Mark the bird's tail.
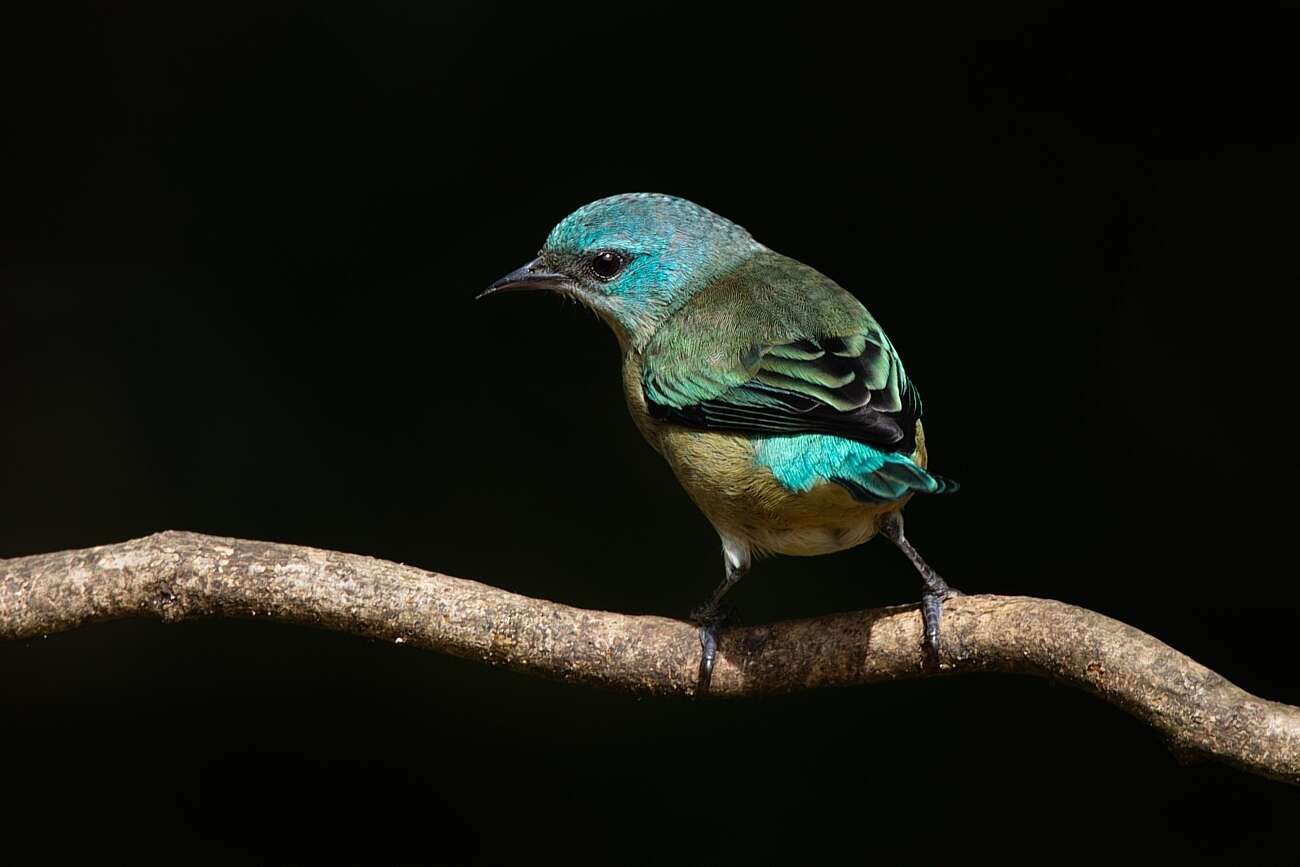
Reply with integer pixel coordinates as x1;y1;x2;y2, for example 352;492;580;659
928;473;960;495
834;456;959;503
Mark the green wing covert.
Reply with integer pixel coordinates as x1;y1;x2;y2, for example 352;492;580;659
642;251;922;454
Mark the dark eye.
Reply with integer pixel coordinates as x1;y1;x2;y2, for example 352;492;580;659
589;251;624;280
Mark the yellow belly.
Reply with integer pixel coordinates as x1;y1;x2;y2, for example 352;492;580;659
620;350;923;557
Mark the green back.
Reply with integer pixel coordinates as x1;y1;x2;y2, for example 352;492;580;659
641;250;915;452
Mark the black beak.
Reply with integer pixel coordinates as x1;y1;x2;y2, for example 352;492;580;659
477;257;570;300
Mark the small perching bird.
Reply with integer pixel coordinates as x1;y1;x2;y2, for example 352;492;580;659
481;193;959;691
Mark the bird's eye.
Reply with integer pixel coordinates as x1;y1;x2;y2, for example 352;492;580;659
589;251;624;280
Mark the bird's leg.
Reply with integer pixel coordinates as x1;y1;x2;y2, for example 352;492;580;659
691;534;751;696
878;510;960;665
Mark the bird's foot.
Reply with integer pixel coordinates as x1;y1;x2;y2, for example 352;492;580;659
690;604;734;697
879;510;962;668
919;578;961;668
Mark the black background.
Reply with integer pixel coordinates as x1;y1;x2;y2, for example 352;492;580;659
4;3;1299;863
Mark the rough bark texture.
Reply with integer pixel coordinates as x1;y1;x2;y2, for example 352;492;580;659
3;531;1297;784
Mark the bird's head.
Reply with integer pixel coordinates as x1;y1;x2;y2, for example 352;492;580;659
480;193;762;348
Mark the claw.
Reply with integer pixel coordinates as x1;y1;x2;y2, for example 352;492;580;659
697;622;719;696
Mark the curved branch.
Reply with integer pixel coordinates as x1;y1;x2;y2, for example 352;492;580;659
2;531;1297;783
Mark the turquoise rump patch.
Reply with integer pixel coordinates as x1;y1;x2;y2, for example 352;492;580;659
752;433;949;503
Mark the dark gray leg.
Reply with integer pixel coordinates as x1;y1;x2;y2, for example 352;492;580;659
691;534;751;696
878;510;960;663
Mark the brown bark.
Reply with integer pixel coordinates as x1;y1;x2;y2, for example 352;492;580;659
2;531;1297;784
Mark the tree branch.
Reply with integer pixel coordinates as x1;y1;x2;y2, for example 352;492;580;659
2;531;1297;783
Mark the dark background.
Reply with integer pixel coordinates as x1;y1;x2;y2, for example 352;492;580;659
3;3;1299;863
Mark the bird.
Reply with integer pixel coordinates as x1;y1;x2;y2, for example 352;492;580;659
480;193;958;691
